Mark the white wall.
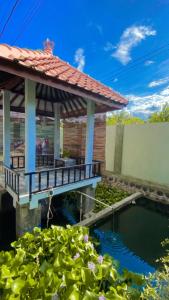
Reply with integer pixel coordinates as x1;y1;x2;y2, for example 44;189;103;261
106;125;116;172
106;123;169;186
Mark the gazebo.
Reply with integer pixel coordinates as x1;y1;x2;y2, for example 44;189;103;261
0;39;127;233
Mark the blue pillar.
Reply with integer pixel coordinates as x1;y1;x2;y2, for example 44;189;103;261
25;79;36;174
3;90;11;167
85;100;95;164
54;103;61;159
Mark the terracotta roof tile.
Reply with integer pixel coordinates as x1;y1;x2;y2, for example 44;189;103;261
0;43;127;106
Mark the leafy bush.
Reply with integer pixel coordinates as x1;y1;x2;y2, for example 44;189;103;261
141;238;169;299
0;226;144;300
94;183;130;212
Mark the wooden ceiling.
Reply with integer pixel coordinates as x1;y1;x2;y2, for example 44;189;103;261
0;71;119;118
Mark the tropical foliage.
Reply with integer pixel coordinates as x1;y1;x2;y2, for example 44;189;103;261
107;111;144;126
94;182;129;212
0;226;145;300
0;225;168;299
148;103;169;123
141;238;169;299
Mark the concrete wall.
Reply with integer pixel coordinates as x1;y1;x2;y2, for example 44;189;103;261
105;125;116;172
106;123;169;187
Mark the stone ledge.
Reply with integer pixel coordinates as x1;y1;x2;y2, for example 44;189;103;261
103;173;169;205
76;192;142;227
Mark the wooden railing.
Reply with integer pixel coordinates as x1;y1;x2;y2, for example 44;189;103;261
4;165;20;198
24;162;101;199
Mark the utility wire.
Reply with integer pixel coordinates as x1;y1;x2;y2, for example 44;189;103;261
13;0;42;44
94;43;169;82
0;0;21;38
100;47;169;83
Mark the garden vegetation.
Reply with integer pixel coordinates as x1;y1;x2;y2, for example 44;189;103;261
0;226;168;299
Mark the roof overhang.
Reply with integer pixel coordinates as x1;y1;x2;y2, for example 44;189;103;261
0;55;127;118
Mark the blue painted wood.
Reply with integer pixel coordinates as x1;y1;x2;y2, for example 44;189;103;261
3;90;11;167
85;100;95;164
23;176;101;209
25;79;36;174
54;103;61;159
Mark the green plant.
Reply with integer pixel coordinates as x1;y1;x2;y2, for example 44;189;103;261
148;103;169;123
94;183;130;212
141;238;169;300
107;111;144;126
0;226;144;299
62;149;71;158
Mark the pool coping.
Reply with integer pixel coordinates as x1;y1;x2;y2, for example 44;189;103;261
75;192;142;227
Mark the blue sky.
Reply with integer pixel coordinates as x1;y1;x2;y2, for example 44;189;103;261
0;0;169;119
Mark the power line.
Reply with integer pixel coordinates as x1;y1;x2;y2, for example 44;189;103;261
0;0;21;38
99;46;169;83
94;43;169;82
13;0;43;44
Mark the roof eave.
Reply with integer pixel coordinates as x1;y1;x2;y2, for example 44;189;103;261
0;57;127;110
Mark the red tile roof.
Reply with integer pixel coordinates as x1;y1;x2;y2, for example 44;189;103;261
0;43;127;107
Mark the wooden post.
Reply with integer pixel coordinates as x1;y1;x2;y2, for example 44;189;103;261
85;100;95;164
54;103;61;159
25;79;36;191
3;90;11;167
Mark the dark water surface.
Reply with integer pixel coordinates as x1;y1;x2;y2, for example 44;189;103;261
1;196;169;275
91;198;169;274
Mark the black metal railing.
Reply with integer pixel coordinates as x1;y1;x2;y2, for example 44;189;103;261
11;154;54;169
36;154;54;167
4;165;20;198
24;162;101;199
11;155;25;169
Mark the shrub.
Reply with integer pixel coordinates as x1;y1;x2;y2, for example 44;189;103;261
0;226;144;299
94;183;130;212
141;238;169;300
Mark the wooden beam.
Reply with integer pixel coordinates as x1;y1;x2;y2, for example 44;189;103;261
0;76;22;90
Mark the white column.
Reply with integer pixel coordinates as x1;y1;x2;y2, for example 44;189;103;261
3;90;11;167
54;103;61;159
25;79;36;173
85;100;95;164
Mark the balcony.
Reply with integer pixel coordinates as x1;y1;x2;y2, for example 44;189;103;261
3;155;102;208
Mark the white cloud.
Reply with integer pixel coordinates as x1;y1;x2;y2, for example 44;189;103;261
74;48;85;72
113;78;118;83
148;76;169;87
104;42;115;52
112;25;156;65
144;60;155;66
125;85;169;118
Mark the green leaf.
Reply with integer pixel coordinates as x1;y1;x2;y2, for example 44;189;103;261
11;278;25;294
82;290;98;300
